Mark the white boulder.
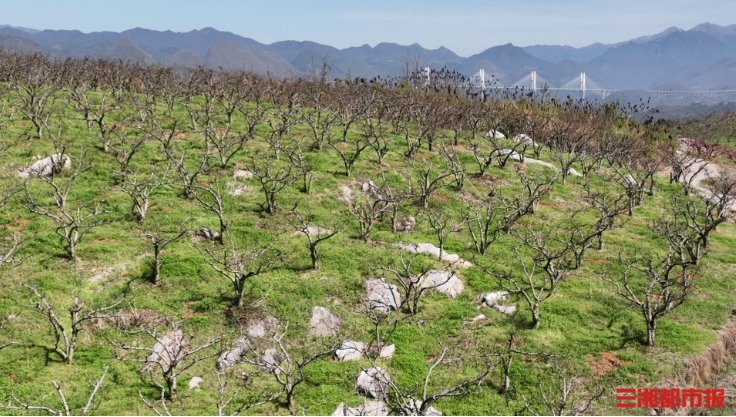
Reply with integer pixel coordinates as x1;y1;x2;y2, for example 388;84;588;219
403;399;443;416
233;169;253;180
18;153;71;179
512;134;534;146
418;270;464;298
396;216;416;233
309;306;340;337
188;376;204;390
332;401;389;416
216;336;251;372
366;278;402;313
356;367;392;399
261;348;283;372
379;344;395;359
246;316;280;339
488;130;506;139
397;243;472;268
335;341;365;362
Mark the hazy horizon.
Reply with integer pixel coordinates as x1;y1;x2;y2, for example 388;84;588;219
4;0;735;56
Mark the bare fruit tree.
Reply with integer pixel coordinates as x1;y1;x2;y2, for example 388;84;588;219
285;203;342;270
22;152;112;261
197;239;285;307
479;226;576;330
246;150;298;216
364;342;493;416
113;322;224;401
603;249;695;347
519;363;605;416
1;365;110;416
241;322;338;413
21;283;123;365
143;227;189;285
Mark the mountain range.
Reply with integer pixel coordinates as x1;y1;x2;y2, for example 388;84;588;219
1;23;736;93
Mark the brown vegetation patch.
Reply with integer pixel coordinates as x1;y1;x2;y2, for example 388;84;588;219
91;237;118;244
685;319;736;387
587;259;610;265
430;192;450;202
6;217;30;233
585;351;630;378
538;200;560;208
91;308;168;332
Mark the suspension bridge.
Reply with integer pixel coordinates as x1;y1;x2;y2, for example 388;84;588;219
422;67;736;100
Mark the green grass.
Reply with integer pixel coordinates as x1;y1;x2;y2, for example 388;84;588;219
0;88;734;416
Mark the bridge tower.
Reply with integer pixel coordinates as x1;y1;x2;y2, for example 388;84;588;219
531;70;537;99
580;72;587;100
480;69;485;100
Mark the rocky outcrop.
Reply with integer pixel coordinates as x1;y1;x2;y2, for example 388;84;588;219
366;278;402;313
418;270;464;298
335;341;365;362
18;154;71;179
397;243;472;268
309;306;340;337
356;367;392;400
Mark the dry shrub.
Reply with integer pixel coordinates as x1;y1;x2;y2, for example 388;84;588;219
91;308;168;332
585;351;629;378
685;318;736;387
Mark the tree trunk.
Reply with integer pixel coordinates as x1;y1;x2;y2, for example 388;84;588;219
153;246;161;285
598;232;604;251
531;306;540;330
647;320;656;347
310;246;319;270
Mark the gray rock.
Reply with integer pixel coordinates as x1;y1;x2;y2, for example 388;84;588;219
335;341;365;362
366;278;402;313
356;367;392;399
292;226;332;237
196;228;220;241
309;306;340;337
512;134;534;146
261;348;283;372
567;167;582;177
338;185;354;204
18;153;71;179
233;169;253;180
216;336;251;372
489;130;506;139
418;270;464;299
471;314;487;323
142;329;187;373
227;183;247;196
379;344;395;359
492;304;517;315
361;181;383;200
246;316;280;339
188;376;203;390
397;243;472;268
332;401;389;416
476;291;509;308
403;399;442;416
623;174;638;186
396;216;416;233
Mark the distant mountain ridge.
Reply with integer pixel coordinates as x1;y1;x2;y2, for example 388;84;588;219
1;22;735;93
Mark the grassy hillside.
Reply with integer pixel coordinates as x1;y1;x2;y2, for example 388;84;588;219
0;57;735;416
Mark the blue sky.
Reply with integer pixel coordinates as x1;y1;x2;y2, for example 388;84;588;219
4;0;735;56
